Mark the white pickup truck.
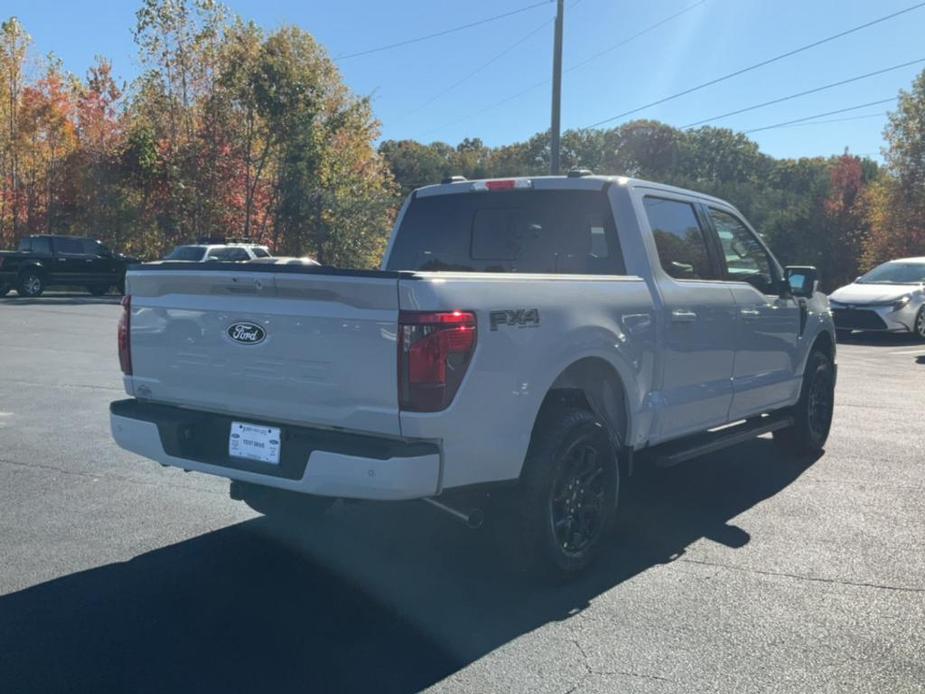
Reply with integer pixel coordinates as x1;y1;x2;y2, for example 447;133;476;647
110;174;836;577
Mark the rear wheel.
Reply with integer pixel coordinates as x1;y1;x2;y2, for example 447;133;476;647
231;481;334;524
17;271;44;298
774;349;835;455
500;407;620;579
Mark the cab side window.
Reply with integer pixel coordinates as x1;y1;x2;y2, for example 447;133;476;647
55;237;86;255
709;208;777;295
643;197;715;280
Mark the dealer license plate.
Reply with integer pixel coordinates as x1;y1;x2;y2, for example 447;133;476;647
228;421;281;465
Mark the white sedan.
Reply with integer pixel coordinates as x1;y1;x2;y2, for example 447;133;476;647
829;257;925;339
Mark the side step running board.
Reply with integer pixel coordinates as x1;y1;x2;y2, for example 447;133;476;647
653;415;795;468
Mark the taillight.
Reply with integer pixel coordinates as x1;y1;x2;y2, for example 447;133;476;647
398;310;477;412
118;295;132;375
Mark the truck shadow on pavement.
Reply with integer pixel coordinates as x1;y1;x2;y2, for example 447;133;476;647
0;439;818;693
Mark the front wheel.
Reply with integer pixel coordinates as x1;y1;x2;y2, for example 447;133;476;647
774;349;835;455
914;306;925;341
500;407;620;579
17;271;44;298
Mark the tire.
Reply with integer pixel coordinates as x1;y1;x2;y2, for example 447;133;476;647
87;285;110;296
499;407;620;579
17;270;44;298
0;284;10;297
774;349;835;455
914;306;925;341
231;481;334;523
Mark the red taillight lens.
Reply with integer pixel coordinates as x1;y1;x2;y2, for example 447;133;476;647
118;295;132;375
398;310;477;412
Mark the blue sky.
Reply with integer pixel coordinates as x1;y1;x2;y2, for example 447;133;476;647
5;0;924;161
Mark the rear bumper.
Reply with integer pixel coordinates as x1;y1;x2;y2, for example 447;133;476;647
110;399;441;501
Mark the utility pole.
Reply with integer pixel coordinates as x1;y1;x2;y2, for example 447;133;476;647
549;0;564;175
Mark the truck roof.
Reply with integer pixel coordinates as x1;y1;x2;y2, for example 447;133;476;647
414;174;731;207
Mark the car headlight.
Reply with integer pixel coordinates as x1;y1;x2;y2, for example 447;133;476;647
891;295;912;312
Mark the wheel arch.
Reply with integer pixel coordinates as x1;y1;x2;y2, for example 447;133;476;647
530;356;631;467
18;262;47;280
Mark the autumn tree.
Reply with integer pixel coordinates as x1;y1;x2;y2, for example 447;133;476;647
864;69;925;266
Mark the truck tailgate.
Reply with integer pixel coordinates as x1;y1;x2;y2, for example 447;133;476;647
126;266;402;437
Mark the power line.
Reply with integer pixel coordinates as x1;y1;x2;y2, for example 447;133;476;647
334;0;549;61
404;18;553;117
423;0;706;136
681;59;923;129
742;98;896;134
567;0;707;72
583;1;925;129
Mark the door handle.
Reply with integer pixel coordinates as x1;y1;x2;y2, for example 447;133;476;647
740;308;761;320
671;309;698;323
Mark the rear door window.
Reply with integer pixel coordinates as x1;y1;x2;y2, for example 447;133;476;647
30;238;51;254
54;237;86;255
643;197;717;280
386;189;624;275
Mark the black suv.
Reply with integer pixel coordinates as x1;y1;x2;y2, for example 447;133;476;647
0;235;138;298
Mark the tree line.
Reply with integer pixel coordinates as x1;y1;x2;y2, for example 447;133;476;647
1;1;923;284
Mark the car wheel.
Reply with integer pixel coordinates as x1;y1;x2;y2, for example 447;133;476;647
88;285;109;297
230;481;334;523
500;407;620;579
914;306;925;341
0;284;10;297
17;271;44;298
774;349;835;455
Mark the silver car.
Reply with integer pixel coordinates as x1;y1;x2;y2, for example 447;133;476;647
829;257;925;339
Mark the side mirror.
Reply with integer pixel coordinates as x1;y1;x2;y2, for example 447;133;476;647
785;266;818;299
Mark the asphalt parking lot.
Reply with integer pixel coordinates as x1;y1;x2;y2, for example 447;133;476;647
1;294;924;693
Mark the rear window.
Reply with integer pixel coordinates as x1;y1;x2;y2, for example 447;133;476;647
165;246;206;261
252;247;271;258
385;189;624;275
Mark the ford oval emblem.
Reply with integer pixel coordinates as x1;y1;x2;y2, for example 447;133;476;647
227;322;266;345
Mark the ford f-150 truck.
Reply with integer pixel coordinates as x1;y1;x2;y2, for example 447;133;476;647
110;174;836;577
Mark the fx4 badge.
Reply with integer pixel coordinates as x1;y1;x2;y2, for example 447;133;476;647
489;308;540;331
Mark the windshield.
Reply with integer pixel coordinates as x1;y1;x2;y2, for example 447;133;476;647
858;261;925;285
165;246;206;261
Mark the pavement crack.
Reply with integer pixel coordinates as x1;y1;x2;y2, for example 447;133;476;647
678;557;925;594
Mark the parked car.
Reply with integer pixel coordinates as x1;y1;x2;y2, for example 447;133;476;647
110;174;836;578
0;234;138;298
829;257;925;339
164;243;273;262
